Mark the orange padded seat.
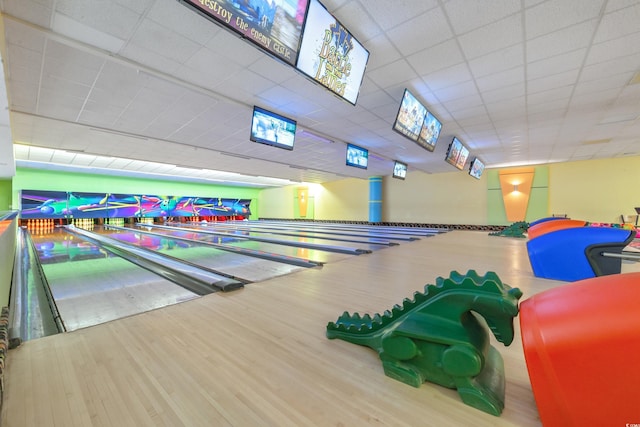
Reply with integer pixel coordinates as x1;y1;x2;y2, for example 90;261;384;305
519;272;640;426
527;219;587;240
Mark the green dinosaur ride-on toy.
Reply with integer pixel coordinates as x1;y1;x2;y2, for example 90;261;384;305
326;270;523;416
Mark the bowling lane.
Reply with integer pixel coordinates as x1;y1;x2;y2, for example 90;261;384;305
252;220;445;237
94;226;312;281
142;225;361;263
164;222;393;253
30;227;198;331
200;220;435;242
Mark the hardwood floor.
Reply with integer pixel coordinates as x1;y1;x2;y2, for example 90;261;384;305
3;231;636;426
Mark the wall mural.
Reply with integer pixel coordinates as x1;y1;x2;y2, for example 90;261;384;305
19;190;252;220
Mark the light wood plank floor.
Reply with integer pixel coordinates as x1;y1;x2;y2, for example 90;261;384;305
3;231;638;426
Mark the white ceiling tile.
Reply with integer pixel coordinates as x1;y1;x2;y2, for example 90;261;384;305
482;82;526;103
385;7;453;56
248;56;298;85
128;19;201;63
527;86;574;104
485;97;527;119
367;60;419;89
527;69;580;94
119;43;183;76
604;0;640;13
332;1;382;41
527;20;598;63
476;66;524;92
457;14;523;60
586;31;640;66
52;13;125;53
2;0;53;29
27;145;54;162
50;150;77;164
575;73;634;95
444;0;522;35
4;0;640;185
579;53;640;82
525;0;606;40
439;92;483;112
72;153;98;166
525;0;547;7
468;44;524;79
5;20;46;53
365;0;438;31
433;80;478;103
55;0;141;39
593;2;640;43
407;39;464;77
363;34;402;70
148;0;220;44
204;30;263;68
526;49;586;80
424;63;473;91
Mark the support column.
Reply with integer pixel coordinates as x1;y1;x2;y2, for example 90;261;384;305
369;176;382;223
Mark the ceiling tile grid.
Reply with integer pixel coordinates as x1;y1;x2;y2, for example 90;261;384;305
1;0;639;184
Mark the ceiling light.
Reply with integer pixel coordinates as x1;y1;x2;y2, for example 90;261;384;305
582;139;611;145
220;152;252;160
297;128;335;144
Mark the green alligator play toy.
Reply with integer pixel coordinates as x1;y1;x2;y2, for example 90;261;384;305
489;221;529;238
326;270;523;416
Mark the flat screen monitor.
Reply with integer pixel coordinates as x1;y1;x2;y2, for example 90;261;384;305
445;137;470;170
179;0;310;66
296;0;369;105
456;144;470;170
392;89;427;141
250;106;297;150
392;161;407;180
416;111;442;152
346;143;368;169
469;158;485;179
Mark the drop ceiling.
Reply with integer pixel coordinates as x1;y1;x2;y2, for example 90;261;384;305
1;0;639;186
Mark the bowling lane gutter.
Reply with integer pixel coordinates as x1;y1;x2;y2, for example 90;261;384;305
138;223;373;255
64;226;244;294
105;225;325;267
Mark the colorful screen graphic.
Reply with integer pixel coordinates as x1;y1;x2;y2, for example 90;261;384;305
392;89;427;142
250;106;297;150
20;190;70;219
20;191;252;219
417;111;442;152
179;0;309;66
392;161;407;180
469;158;485;179
346;143;368;169
296;0;369;105
445;137;470;170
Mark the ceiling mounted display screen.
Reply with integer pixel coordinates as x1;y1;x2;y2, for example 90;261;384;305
346;143;368;169
392;161;407;180
445;137;470;170
179;0;309;66
250;106;297;150
469;157;485;179
392;89;427;142
417;111;442;152
295;0;370;105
